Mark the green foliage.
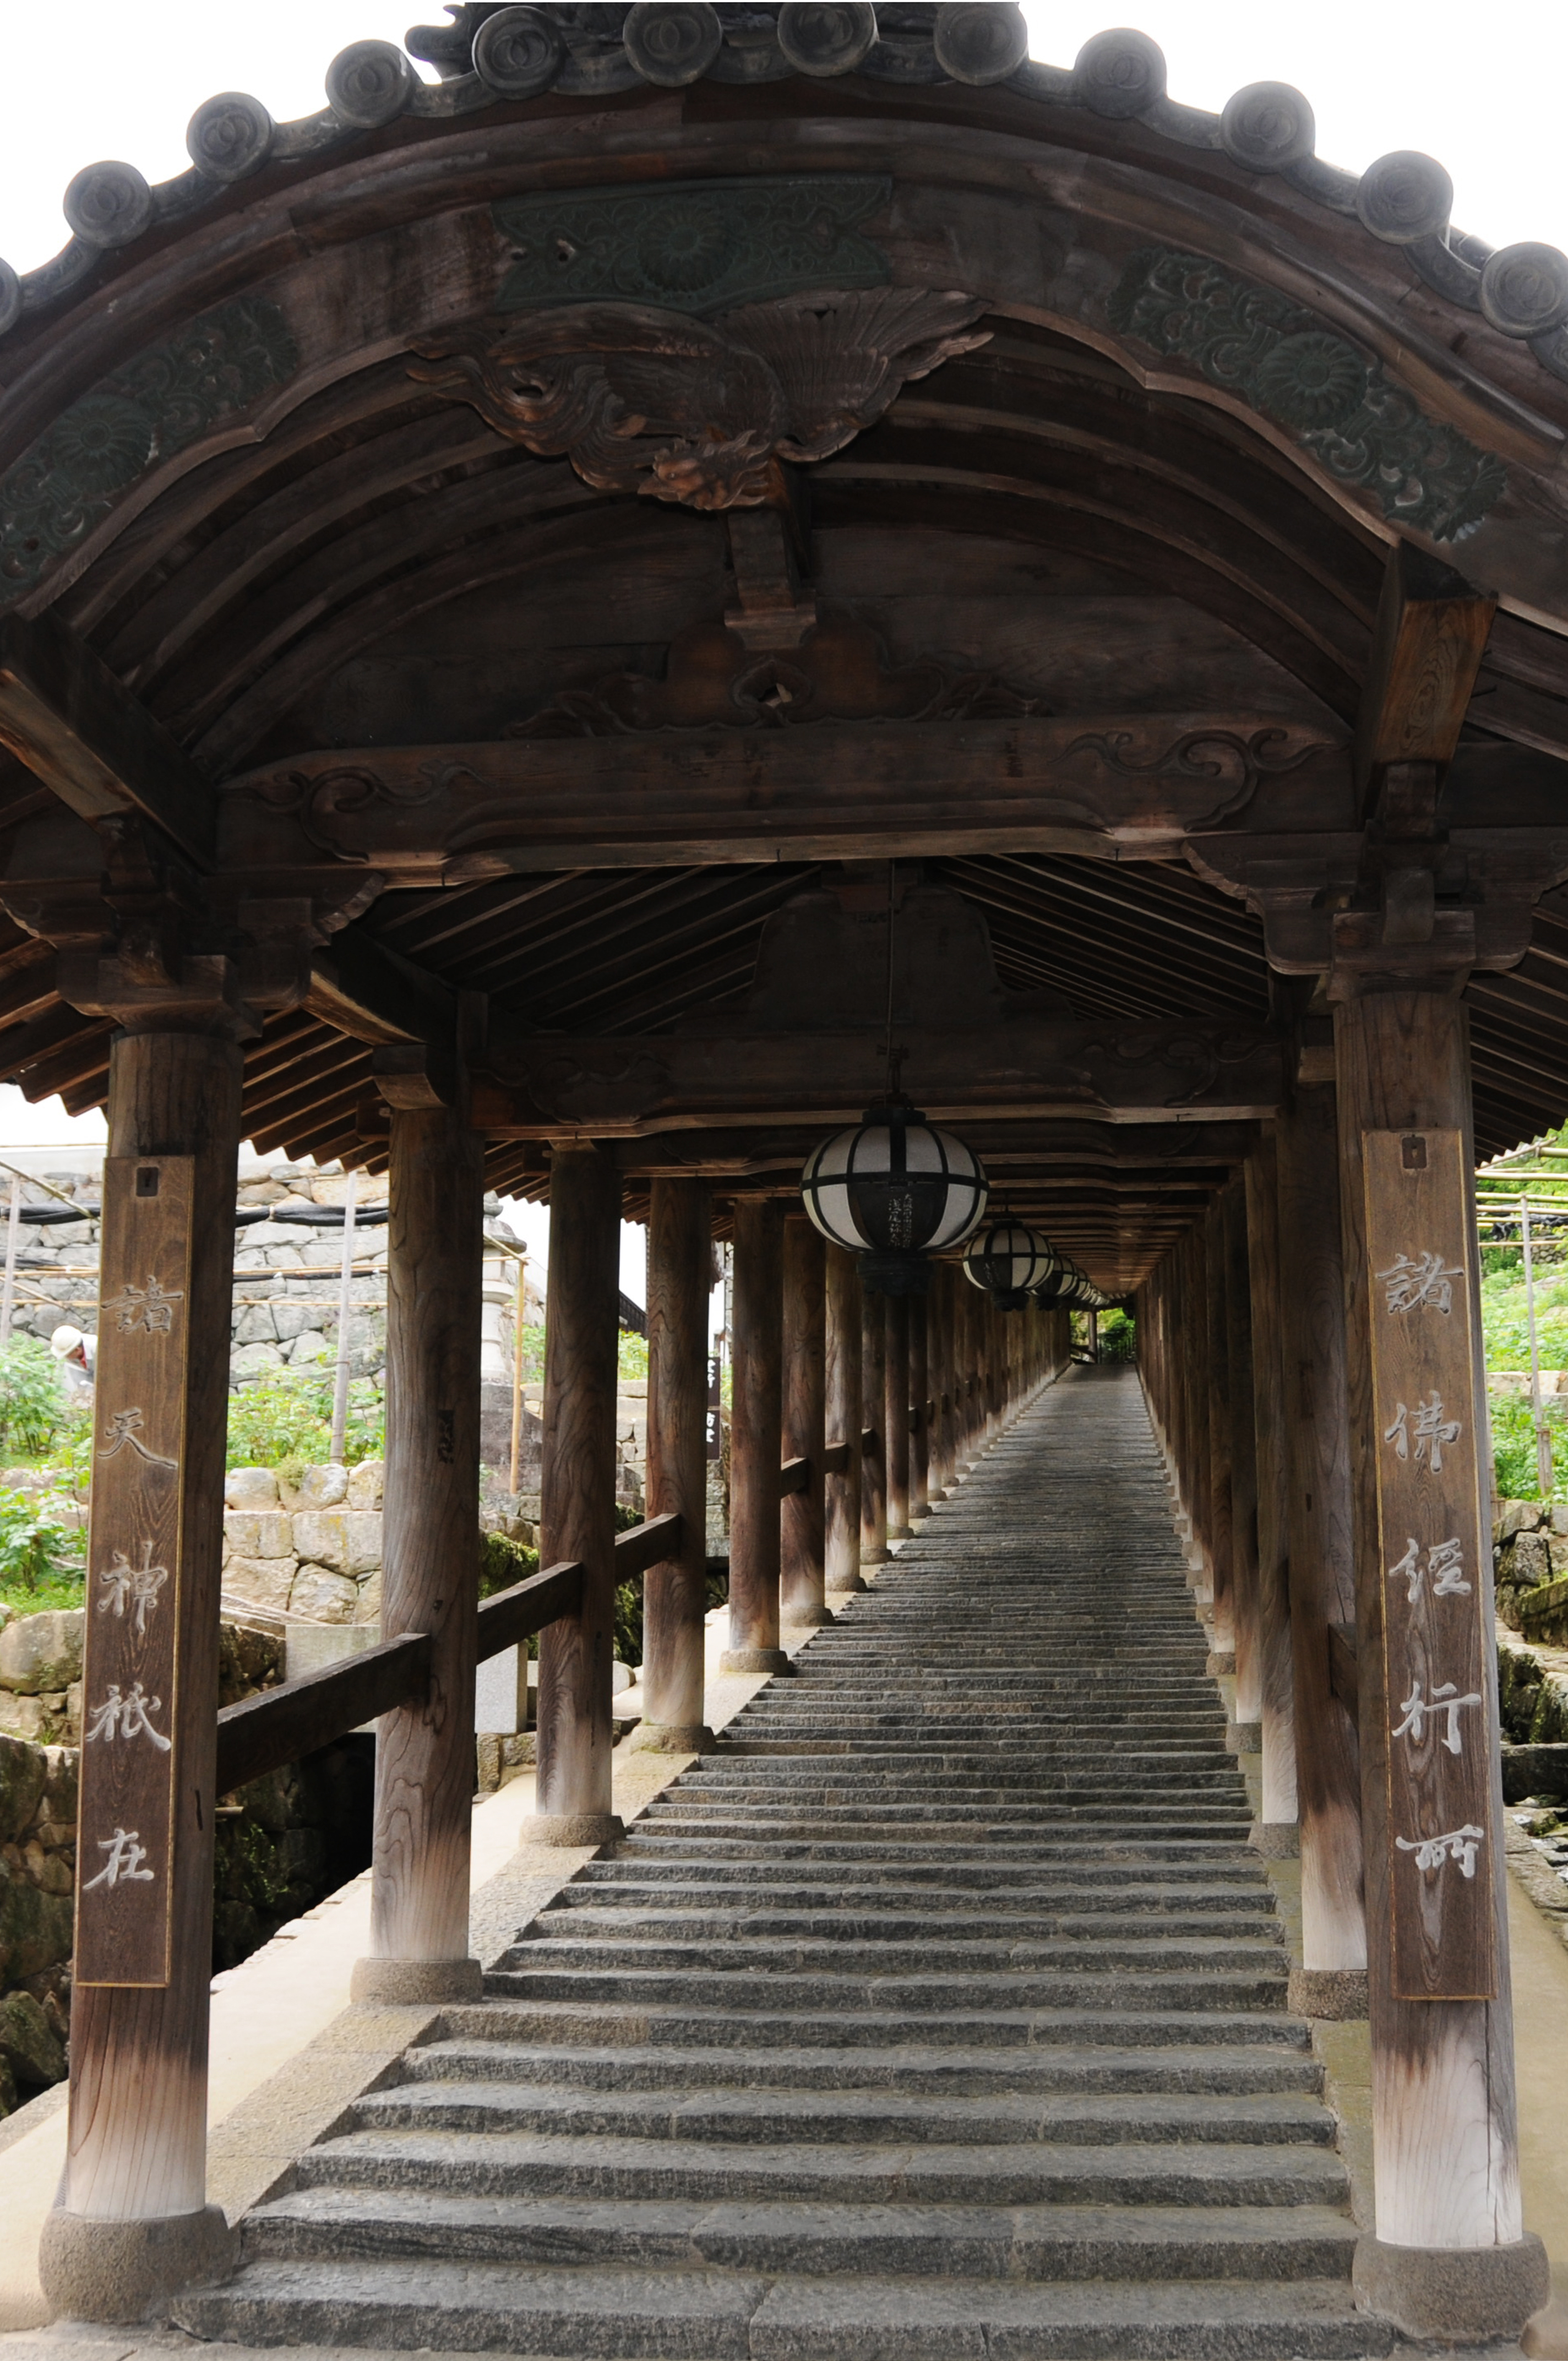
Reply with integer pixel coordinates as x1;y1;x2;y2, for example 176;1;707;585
617;1330;649;1380
225;1371;384;1468
0;1339;69;1460
478;1530;539;1601
615;1579;643;1668
0;1484;84;1602
1099;1308;1136;1363
1488;1390;1568;1502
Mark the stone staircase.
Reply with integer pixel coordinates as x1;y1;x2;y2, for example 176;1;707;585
179;1364;1388;2358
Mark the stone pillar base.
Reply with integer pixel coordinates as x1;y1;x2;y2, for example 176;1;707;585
40;2204;237;2324
1288;1965;1369;2019
1205;1650;1237;1677
1249;1819;1300;1857
720;1647;794;1675
529;1813;625;1848
861;1546;891;1565
826;1573;868;1593
1225;1720;1262;1754
782;1608;836;1629
628;1722;714;1754
1353;2232;1549;2343
350;1956;483;2004
888;1524;914;1541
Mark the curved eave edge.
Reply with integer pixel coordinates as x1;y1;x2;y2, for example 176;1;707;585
2;14;1565;391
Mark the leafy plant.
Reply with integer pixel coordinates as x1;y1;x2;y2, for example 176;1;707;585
1489;1390;1568;1502
0;1484;84;1598
617;1330;649;1380
0;1339;69;1460
225;1371;384;1468
1098;1308;1136;1363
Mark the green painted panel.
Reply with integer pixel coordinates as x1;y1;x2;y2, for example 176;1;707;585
0;296;298;608
1108;247;1507;545
493;176;892;317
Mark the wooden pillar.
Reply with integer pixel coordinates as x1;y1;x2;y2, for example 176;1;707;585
1204;1198;1235;1657
724;1198;789;1672
1276;1086;1366;2000
1334;991;1542;2327
910;1291;930;1517
930;1265;955;1497
781;1215;829;1629
823;1243;864;1594
43;1031;244;2315
535;1141;623;1842
357;1102;485;1974
1223;1180;1263;1749
884;1292;912;1539
1244;1134;1299;1849
861;1285;889;1564
638;1177;714;1750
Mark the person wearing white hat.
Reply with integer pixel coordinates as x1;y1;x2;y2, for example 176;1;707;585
49;1324;96;1399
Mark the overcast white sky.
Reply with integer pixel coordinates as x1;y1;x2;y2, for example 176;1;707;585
0;1;1555;1275
0;2;1563;270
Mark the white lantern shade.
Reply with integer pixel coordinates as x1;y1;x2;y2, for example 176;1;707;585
802;1107;988;1259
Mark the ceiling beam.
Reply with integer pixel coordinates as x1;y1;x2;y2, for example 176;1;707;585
0;610;214;870
1353;541;1496;813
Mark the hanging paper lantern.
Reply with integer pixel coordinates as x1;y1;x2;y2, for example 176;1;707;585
962;1217;1059;1311
801;1102;988;1293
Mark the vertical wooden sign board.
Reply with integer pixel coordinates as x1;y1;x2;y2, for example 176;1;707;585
1363;1128;1495;2000
74;1157;194;1988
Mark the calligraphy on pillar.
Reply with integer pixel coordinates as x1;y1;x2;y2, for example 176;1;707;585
1364;1128;1495;2000
74;1157;194;1988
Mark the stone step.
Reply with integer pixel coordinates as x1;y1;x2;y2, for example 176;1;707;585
550;1885;1277;1919
242;2185;1359;2282
440;2003;1316;2054
350;2081;1333;2150
482;1965;1291;2011
523;1906;1282;1946
402;2038;1322;2096
292;2127;1349;2208
579;1862;1271;1891
178;2256;1391;2359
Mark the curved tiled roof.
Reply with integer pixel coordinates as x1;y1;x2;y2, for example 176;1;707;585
4;3;1567;384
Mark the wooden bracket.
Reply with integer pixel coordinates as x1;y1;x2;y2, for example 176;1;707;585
1353;542;1496;819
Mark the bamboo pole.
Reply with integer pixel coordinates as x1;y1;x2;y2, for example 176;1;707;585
328;1168;358;1465
1;1172;19;1346
509;1250;529;1495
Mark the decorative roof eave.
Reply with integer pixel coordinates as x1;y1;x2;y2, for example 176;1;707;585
3;1;1567;398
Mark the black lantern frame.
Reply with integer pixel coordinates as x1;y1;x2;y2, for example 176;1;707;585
801;1100;988;1294
962;1217;1060;1312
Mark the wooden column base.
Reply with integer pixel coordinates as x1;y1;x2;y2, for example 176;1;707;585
720;1646;794;1674
628;1722;715;1754
39;2205;237;2324
349;1957;481;2004
531;1812;625;1847
1353;2233;1548;2343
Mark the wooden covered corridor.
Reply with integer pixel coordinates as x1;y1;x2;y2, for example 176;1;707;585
4;1;1568;2345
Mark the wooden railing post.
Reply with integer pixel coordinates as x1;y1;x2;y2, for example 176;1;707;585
1222;1180;1262;1754
1333;990;1544;2335
1276;1085;1367;2009
723;1197;790;1672
860;1279;889;1566
824;1244;865;1596
535;1140;623;1842
1244;1134;1299;1853
928;1265;954;1498
781;1215;829;1630
1204;1197;1235;1661
884;1292;912;1540
637;1176;714;1750
42;1029;244;2320
910;1291;930;1517
355;1100;483;1990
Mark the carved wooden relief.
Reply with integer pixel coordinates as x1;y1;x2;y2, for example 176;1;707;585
1363;1128;1495;2000
74;1156;194;1988
410;288;990;510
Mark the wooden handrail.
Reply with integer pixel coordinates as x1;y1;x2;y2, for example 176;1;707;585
778;1455;809;1497
861;1424;878;1454
477;1557;586;1656
820;1440;850;1477
216;1514;689;1794
608;1510;683;1580
216;1629;433;1796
